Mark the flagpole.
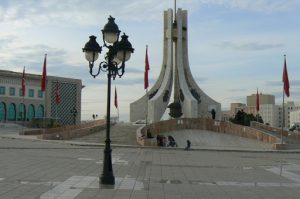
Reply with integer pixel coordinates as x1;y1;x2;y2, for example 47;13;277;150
56;101;58;123
55;80;59;124
22;91;25;134
281;88;284;144
146;88;148;127
44;89;47;131
117;106;119;123
21;66;25;134
117;87;119;122
144;44;149;127
42;54;47;133
256;88;259;122
281;54;289;145
117;86;119;122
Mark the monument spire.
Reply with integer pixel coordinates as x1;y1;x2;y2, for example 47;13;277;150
174;0;176;14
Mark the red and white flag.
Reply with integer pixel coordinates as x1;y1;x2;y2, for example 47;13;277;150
283;55;290;97
114;86;118;109
144;46;150;89
41;54;47;91
22;66;26;96
256;88;259;112
56;80;60;105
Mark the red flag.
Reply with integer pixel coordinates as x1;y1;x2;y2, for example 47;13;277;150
22;66;26;96
56;80;60;105
41;54;47;91
256;88;259;112
144;46;150;89
114;86;118;109
283;55;290;97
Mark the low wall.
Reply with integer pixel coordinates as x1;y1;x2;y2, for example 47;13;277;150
137;118;280;147
22;120;107;140
250;121;289;137
250;121;300;144
289;133;300;141
38;124;106;140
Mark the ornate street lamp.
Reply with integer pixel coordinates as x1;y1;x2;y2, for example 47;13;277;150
82;16;134;185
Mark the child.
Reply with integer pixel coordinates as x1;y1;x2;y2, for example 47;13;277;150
185;140;191;150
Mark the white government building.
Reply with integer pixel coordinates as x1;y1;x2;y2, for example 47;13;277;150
0;69;82;126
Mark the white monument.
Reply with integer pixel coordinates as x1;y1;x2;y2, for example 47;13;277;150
130;8;221;123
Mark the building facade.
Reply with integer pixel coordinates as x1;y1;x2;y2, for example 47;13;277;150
226;93;300;128
0;70;82;126
259;104;279;127
247;93;275;106
290;110;300;127
284;102;300;127
230;103;246;116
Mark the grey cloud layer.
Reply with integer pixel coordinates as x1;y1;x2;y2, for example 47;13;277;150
0;0;299;26
217;41;284;51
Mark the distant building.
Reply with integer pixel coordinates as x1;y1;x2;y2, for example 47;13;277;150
259;104;279;127
290;110;300;127
227;93;300;128
0;69;82;125
247;93;275;106
229;102;257;118
221;110;231;121
283;102;300;128
230;103;246;116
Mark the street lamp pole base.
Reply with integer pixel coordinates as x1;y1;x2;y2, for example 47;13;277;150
100;174;115;185
100;146;115;185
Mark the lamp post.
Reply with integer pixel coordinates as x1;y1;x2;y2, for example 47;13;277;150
82;16;134;185
70;107;77;125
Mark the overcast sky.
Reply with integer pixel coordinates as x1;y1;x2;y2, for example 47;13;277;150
0;0;299;121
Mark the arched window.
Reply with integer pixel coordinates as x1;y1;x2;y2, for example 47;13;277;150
0;102;6;121
7;103;16;121
37;105;44;118
18;103;26;121
27;104;35;121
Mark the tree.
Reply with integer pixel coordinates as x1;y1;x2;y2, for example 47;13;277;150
230;110;263;126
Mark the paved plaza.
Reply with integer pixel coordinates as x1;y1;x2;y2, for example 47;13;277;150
1;124;300;198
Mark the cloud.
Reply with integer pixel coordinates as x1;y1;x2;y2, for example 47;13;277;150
265;80;300;87
125;68;143;74
0;0;299;29
0;44;67;69
209;0;300;13
0;0;197;27
227;88;248;92
0;0;171;27
0;36;15;49
225;95;246;103
82;77;156;87
217;41;284;51
194;77;208;84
